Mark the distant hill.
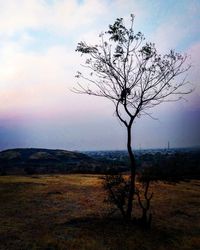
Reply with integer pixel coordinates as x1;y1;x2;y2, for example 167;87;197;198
1;147;199;177
0;148;106;175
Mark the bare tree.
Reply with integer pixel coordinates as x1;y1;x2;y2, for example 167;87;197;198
75;15;192;220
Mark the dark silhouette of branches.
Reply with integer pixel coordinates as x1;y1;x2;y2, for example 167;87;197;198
75;14;192;223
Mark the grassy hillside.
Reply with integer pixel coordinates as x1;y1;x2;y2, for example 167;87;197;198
0;148;91;163
0;175;199;250
0;148;103;174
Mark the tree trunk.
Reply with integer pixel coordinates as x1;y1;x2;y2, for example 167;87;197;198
126;125;136;220
141;208;147;224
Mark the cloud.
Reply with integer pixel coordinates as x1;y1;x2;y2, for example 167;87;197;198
0;0;107;36
148;1;200;52
187;42;200;90
0;44;71;114
0;0;199;150
0;38;114;123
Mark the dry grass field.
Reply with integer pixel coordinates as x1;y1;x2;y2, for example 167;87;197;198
0;174;199;250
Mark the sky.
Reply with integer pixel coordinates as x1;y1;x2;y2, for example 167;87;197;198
0;0;200;151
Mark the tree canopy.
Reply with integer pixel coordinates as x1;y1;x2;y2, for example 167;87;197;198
75;14;192;126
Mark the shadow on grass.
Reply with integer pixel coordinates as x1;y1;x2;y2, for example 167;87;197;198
57;216;183;250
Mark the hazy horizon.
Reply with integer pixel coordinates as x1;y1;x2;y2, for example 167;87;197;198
1;143;200;153
0;0;200;151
